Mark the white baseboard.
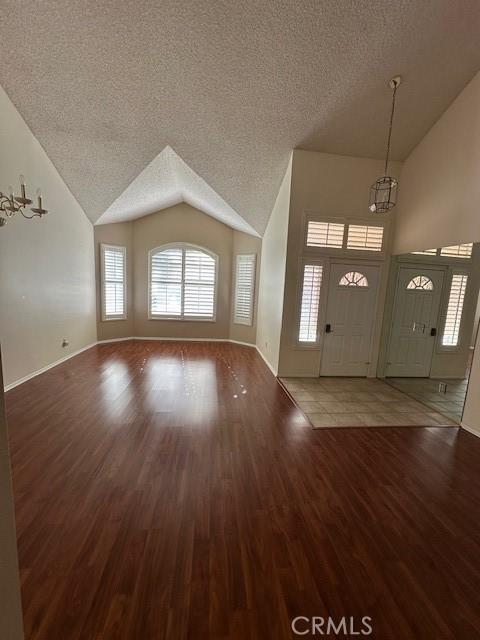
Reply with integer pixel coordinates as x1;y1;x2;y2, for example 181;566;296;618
98;336;256;348
255;346;278;376
96;336;134;344
461;421;480;438
4;342;97;392
133;336;228;342
229;339;256;348
4;337;262;391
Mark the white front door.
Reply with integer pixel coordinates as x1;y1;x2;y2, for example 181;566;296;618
320;264;380;376
386;267;444;377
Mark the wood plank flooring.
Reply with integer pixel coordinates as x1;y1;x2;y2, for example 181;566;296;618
6;341;480;639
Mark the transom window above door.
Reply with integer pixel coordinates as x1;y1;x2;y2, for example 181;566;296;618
149;244;217;320
339;271;368;287
305;218;385;253
406;275;434;290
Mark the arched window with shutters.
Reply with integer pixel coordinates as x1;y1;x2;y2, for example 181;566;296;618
149;243;218;320
406;275;434;291
338;271;368;287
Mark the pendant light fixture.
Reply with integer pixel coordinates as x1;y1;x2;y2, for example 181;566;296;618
369;76;401;214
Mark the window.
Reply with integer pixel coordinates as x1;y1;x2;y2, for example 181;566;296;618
442;274;468;346
149;244;217;320
347;225;384;251
101;244;126;320
410;249;437;256
298;264;323;342
406;275;434;291
440;244;473;259
339;271;368;287
307;221;344;248
233;254;256;326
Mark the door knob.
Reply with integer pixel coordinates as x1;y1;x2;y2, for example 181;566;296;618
325;323;332;333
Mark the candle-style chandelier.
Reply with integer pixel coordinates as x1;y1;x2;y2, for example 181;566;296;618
369;76;402;214
0;175;48;227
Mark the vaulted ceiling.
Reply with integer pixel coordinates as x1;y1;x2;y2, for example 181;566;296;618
1;1;479;235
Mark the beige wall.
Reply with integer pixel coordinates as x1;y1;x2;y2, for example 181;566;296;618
278;149;401;377
96;204;261;343
390;71;480;434
134;204;233;339
229;231;262;345
94;222;134;340
393;71;480;255
0;350;24;639
0;86;96;388
256;155;292;374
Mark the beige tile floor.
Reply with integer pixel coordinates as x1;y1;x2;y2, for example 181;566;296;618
280;377;458;429
385;377;467;422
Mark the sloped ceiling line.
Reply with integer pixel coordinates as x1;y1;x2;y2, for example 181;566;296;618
96;146;259;236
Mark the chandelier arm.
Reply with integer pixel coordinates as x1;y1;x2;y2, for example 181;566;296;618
19;209;42;220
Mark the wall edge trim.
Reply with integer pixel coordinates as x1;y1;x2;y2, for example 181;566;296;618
4;342;98;391
255;346;278;376
4;337;263;391
461;421;480;438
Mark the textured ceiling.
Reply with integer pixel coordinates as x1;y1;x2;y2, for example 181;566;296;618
97;146;259;235
1;1;479;234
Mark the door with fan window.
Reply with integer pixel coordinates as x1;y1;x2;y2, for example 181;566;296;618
320;264;380;376
386;267;444;377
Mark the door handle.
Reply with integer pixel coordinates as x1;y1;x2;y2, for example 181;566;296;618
430;327;437;337
325;323;332;333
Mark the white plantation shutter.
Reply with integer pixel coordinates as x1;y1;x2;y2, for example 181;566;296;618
347;225;384;251
440;244;473;258
306;221;344;248
234;254;256;325
150;248;183;316
442;274;468;346
298;264;323;342
101;244;126;320
184;249;216;317
149;245;217;319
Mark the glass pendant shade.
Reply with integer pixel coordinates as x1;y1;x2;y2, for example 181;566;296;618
368;176;398;213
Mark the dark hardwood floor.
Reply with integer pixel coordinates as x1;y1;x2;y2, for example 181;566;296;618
6;341;480;639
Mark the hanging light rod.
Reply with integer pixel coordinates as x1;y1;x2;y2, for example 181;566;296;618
0;175;48;227
368;75;402;214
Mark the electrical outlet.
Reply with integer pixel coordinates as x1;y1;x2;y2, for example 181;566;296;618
62;338;69;348
438;382;447;394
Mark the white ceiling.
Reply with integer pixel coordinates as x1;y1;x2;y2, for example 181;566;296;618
1;1;479;235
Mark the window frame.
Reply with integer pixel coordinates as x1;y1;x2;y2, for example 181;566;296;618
148;243;219;322
233;253;256;326
100;243;127;322
302;213;388;258
439;269;470;350
296;259;325;346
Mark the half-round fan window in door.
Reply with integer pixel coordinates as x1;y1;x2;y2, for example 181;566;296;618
406;275;434;291
338;271;369;287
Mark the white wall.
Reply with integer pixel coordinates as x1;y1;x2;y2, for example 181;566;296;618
0;86;96;387
0;351;24;640
391;71;480;435
256;155;292;374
